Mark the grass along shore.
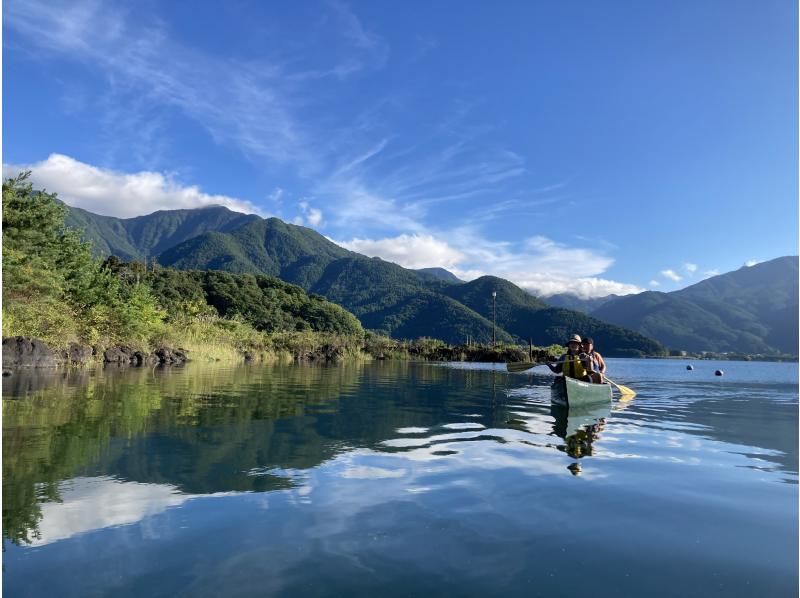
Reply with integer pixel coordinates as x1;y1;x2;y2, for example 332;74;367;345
3;307;564;367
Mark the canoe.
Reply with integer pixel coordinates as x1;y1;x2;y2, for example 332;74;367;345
551;375;612;407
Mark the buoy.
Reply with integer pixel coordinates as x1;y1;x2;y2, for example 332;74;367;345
686;365;694;371
715;369;723;376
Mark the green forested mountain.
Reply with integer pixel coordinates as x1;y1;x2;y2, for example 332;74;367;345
592;257;799;354
444;277;663;356
544;293;620;313
65;204;663;353
65;205;259;261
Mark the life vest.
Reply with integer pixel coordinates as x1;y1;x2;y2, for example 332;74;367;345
563;354;588;379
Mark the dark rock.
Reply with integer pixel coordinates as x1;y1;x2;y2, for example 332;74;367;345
2;370;11;377
132;351;149;366
153;346;188;364
2;336;57;368
104;346;134;364
66;343;93;365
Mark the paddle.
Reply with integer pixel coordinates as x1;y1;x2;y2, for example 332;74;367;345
505;361;559;373
605;377;636;399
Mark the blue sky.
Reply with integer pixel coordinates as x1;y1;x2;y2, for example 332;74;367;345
3;0;797;297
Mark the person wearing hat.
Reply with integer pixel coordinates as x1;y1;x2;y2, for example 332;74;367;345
548;333;595;381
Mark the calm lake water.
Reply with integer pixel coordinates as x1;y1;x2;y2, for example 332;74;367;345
3;359;798;597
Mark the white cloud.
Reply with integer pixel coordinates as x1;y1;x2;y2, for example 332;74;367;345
522;236;614;278
745;259;761;267
684;263;697;273
703;269;720;278
335;230;643;298
294;200;324;228
510;274;644;299
3;154;262;218
660;269;683;282
307;208;323;227
268;187;284;203
649;280;661;287
335;234;465;269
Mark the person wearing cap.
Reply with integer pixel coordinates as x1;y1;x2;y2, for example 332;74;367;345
548;334;594;381
581;337;606;384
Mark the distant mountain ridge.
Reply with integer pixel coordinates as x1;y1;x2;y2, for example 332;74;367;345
591;257;798;354
63;204;664;354
415;268;463;284
544;293;619;313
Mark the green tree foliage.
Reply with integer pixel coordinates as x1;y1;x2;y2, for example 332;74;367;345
4;173;361;348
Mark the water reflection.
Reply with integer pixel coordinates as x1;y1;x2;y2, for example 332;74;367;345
24;477;241;546
2;360;797;598
551;403;610;463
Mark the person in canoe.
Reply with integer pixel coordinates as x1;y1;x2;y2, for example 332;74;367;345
548;334;595;382
581;337;606;384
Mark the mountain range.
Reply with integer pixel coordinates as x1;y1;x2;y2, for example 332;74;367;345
545;256;798;354
64;205;663;356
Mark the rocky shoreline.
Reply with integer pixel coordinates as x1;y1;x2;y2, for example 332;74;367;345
2;335;537;377
2;336;189;374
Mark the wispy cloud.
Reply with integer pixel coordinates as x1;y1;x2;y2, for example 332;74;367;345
745;259;761;267
684;263;697;273
3;154;262;218
660;269;683;282
296;200;324;227
4;0;384;171
649;280;661;287
268;187;285;203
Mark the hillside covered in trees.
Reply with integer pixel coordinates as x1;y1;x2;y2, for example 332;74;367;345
64;202;665;356
588;256;798;355
2;173;363;358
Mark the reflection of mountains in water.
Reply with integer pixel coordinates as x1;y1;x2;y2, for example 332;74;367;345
2;362;514;544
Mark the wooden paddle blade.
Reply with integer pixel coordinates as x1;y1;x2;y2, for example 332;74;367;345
506;361;536;373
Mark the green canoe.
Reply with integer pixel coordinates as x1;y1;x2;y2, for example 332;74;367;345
551;375;612;407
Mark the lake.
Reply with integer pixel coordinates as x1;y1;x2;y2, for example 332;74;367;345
3;358;798;597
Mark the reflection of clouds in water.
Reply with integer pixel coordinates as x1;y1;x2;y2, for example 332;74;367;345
396;427;429;434
441;422;486;430
29;477;239;547
340;466;408;479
